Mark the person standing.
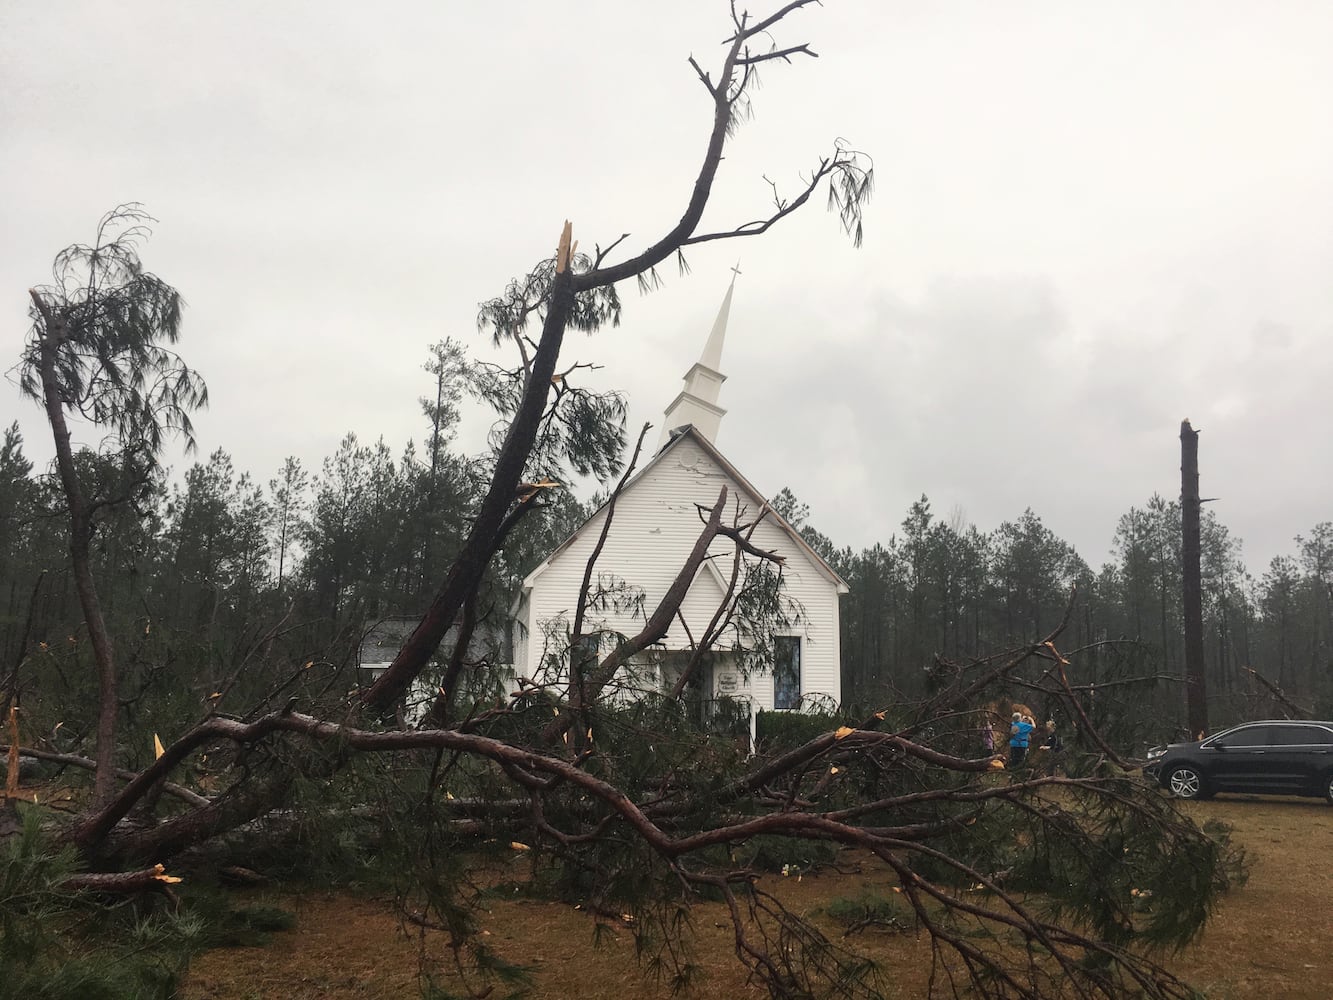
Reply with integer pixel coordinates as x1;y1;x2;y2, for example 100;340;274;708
1039;720;1064;774
1009;712;1035;768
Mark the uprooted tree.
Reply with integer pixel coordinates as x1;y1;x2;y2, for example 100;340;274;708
7;4;1240;998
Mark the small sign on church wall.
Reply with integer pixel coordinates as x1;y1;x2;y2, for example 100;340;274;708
716;671;739;694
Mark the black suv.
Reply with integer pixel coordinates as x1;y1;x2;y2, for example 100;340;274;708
1144;720;1333;803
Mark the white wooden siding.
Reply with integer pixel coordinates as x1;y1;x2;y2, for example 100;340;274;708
518;436;842;709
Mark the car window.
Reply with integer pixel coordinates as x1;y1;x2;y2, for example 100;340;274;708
1269;725;1333;746
1209;726;1274;748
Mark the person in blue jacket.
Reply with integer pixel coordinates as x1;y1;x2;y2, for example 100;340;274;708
1008;712;1035;767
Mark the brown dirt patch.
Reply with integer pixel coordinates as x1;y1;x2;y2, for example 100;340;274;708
181;796;1333;999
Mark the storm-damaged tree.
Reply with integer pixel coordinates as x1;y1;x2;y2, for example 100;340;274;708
1180;420;1209;737
17;204;207;805
7;6;1242;998
358;7;872;722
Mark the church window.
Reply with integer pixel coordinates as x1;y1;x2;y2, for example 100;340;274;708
773;635;802;710
570;632;600;674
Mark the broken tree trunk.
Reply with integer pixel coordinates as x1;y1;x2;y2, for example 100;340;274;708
1180;419;1209;738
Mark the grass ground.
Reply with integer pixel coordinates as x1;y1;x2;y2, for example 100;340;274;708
181;794;1333;999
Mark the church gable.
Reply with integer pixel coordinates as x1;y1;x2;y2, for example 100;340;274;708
527;432;763;627
520;428;843;705
674;560;730;644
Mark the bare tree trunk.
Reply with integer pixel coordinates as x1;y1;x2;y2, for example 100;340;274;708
5;704;19;799
1180;419;1209;738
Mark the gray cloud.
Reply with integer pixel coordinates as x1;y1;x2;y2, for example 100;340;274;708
3;0;1331;576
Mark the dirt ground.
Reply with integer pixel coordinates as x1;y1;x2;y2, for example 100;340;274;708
181;795;1332;1000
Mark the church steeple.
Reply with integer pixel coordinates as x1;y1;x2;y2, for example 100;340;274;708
658;269;738;450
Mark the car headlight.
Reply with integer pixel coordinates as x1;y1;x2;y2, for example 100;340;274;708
1145;747;1166;761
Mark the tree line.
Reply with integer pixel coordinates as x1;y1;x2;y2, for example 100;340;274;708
778;488;1332;728
6;412;1328;740
0;395;589;731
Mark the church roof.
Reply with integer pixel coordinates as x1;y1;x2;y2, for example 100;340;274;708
521;424;849;595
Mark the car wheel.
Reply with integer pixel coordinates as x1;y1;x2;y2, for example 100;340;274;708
1325;772;1333;805
1168;766;1206;800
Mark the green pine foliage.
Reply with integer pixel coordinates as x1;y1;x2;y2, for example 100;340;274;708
0;808;203;1000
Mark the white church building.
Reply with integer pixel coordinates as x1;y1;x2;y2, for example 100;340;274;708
510;276;847;729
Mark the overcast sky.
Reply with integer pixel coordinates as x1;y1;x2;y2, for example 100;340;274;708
3;0;1331;573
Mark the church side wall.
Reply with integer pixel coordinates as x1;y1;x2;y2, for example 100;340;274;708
521;439;842;709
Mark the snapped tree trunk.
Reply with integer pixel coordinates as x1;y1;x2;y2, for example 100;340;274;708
362;225;578;713
1180;419;1209;738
